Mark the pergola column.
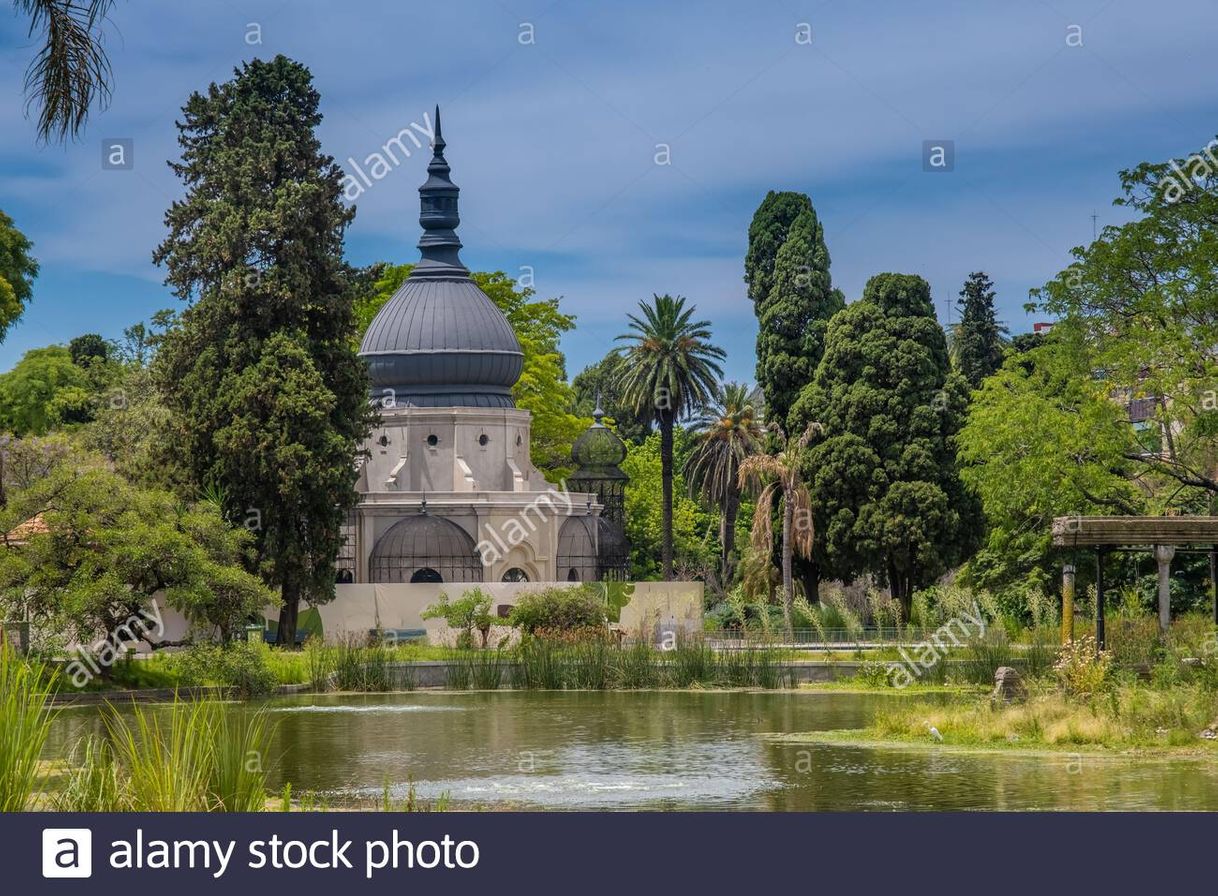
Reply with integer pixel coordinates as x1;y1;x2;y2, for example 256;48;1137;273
1061;563;1075;644
1153;544;1175;633
1095;548;1106;651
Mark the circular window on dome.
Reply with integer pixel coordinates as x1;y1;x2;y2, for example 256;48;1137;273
478;434;489;447
501;567;529;583
426;434;439;447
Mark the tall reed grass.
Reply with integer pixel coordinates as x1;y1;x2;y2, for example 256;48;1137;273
0;647;57;811
55;695;276;812
487;632;794;691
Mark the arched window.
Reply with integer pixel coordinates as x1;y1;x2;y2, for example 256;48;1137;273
501;567;529;583
567;567;580;582
410;567;443;583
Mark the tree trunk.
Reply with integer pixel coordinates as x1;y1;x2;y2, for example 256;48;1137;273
280;578;301;649
888;560;913;623
659;411;674;579
781;493;794;637
795;556;820;604
721;488;739;585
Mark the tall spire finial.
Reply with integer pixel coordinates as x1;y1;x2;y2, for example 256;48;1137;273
593;391;605;425
412;104;467;280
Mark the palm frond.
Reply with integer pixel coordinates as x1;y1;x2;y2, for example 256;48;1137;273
16;0;116;142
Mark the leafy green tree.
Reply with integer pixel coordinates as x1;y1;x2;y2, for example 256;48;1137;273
738;422;817;635
0;345;91;434
13;0;117;142
68;332;109;366
622;432;715;581
1032;137;1218;501
572;351;652;443
684;382;763;585
953;272;1006;388
0;209;38;341
0;457;271;651
792;274;979;617
422;588;495;649
614;295;725;579
152;56;371;646
0;432;71;506
78;314;181;491
355;263;587;479
756;207;845;428
958;327;1141;594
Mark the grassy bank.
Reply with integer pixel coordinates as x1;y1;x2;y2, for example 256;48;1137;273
862;683;1218;752
787;616;1218;755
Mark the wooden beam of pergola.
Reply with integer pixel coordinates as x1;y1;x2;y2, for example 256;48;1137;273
1052;516;1218;547
1050;515;1218;650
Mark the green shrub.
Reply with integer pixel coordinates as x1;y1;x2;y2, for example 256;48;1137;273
855;661;893;688
508;585;607;634
422;588;494;649
172;642;277;698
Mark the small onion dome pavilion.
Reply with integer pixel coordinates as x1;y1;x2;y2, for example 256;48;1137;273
564;402;631;580
340;109;621;586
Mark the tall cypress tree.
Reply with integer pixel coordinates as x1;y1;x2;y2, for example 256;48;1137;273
744;191;811;303
954;271;1005;388
792;274;980;618
153;56;371;645
756;207;845;429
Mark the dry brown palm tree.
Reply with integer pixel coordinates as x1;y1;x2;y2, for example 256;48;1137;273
738;422;818;636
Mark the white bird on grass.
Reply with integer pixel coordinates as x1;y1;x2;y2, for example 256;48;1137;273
925;721;943;743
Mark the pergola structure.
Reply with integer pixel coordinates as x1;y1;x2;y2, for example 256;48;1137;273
1052;516;1218;649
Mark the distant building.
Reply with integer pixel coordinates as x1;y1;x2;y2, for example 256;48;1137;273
339;110;628;585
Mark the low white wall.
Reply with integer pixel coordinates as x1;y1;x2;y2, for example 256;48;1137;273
295;580;704;644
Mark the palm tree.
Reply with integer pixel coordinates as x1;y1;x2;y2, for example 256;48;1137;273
684;382;763;586
738;422;818;636
615;295;725;579
15;0;116;142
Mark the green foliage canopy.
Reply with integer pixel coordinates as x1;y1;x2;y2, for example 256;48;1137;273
792;273;979;613
152;56;371;640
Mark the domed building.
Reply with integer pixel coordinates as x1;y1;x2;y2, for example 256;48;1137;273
340;109;628;586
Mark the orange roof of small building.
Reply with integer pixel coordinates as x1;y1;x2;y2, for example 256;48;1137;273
6;513;49;543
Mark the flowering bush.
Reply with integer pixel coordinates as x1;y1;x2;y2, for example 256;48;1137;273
1054;636;1111;697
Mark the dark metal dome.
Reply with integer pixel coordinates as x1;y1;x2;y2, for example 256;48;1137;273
359;107;523;409
570;406;628;471
361;278;523;407
369;513;483;584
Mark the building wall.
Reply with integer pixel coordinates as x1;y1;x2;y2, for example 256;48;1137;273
301;581;703;643
360;405;543;494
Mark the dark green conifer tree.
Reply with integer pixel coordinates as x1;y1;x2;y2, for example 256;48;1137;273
153;56;371;645
953;271;1005;389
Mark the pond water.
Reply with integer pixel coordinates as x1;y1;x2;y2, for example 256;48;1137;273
48;691;1218;811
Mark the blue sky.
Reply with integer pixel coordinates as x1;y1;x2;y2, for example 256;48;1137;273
0;0;1214;383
